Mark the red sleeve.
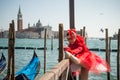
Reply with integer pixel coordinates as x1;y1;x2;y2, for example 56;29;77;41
65;45;83;55
69;46;83;55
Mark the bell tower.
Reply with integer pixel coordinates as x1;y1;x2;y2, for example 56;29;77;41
17;6;23;31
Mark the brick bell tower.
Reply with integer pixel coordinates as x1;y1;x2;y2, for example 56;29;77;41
17;6;23;31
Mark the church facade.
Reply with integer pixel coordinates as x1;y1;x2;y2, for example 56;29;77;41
16;7;53;39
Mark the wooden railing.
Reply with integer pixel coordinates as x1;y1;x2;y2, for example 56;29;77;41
39;59;69;80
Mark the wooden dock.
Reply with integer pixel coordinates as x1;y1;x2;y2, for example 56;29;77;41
39;59;69;80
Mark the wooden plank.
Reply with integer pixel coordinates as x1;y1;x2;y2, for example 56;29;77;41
61;65;69;80
39;59;69;80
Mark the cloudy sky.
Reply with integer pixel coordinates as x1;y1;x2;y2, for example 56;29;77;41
0;0;120;38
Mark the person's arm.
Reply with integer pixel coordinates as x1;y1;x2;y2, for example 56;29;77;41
71;46;83;55
64;44;83;55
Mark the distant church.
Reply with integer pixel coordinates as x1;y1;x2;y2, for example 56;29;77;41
16;6;53;39
17;6;23;31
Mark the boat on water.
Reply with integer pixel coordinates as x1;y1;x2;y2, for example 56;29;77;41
0;53;6;74
111;33;118;40
3;50;40;80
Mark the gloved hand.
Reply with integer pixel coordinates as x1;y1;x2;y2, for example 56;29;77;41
64;51;72;59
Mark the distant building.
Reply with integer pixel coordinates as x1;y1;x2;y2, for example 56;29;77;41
0;29;3;38
36;20;42;28
16;6;53;39
2;30;9;38
16;31;40;39
41;25;52;38
17;6;23;31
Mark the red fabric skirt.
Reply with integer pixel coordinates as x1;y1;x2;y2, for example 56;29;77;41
75;51;110;74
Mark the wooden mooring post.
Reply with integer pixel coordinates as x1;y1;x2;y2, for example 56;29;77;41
58;23;64;80
117;29;120;80
7;20;15;80
105;28;110;80
69;0;75;29
51;36;53;50
80;29;83;37
58;24;64;62
44;29;47;73
79;26;88;80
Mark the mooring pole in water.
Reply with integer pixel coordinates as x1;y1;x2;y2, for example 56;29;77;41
7;22;12;80
69;0;75;29
58;24;64;80
117;29;120;80
83;26;85;37
79;26;88;80
44;29;47;73
80;29;83;37
83;26;87;44
51;36;53;50
58;24;64;62
7;20;15;80
105;28;110;80
11;20;15;80
69;1;76;79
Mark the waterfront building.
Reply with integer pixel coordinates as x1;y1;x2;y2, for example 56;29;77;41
41;25;52;38
0;6;54;39
16;6;53;39
17;6;23;31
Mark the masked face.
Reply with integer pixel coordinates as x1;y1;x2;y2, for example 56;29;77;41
67;34;76;44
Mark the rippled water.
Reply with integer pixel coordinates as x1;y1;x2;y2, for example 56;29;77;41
0;38;117;80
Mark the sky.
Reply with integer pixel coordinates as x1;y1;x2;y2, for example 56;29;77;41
0;0;120;38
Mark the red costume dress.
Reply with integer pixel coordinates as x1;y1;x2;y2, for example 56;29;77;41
65;29;110;76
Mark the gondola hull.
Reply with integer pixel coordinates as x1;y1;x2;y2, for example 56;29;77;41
16;51;40;80
3;51;40;80
0;53;6;74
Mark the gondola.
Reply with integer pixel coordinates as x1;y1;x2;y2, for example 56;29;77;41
3;51;40;80
15;51;41;80
0;53;6;74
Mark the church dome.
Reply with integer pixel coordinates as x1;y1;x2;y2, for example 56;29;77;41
36;19;42;28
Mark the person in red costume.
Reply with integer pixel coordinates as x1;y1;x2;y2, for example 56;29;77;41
64;29;110;80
